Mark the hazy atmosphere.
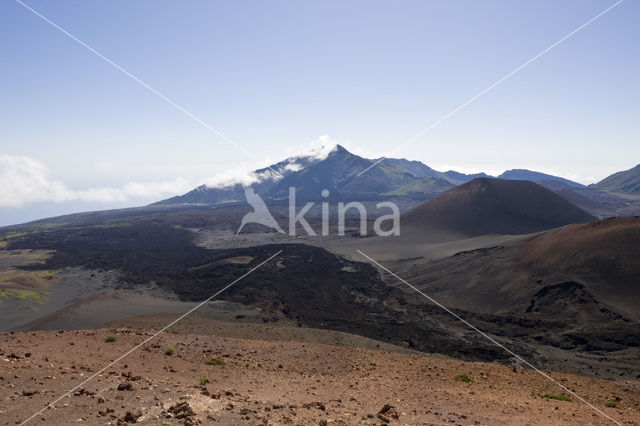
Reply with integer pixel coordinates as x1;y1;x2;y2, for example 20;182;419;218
2;0;639;225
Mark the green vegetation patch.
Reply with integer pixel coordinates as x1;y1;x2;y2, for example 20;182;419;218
383;177;439;195
529;391;572;402
90;223;133;229
205;357;226;366
31;269;56;278
105;333;119;342
604;398;619;408
0;249;54;261
2;232;29;240
0;269;57;285
0;288;50;305
164;345;175;356
0;232;30;248
199;376;209;385
453;373;476;384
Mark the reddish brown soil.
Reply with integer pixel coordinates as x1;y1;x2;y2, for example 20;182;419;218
519;216;640;317
1;323;639;425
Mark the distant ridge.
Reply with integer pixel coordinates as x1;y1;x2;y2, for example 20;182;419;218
498;169;584;189
401;178;596;238
153;144;611;210
154;145;477;205
442;170;490;185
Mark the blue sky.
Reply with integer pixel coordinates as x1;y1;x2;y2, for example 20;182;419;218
1;0;638;225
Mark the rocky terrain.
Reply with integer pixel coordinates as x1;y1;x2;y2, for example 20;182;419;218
1;318;639;425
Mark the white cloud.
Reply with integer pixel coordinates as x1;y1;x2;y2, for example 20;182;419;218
120;179;191;199
297;135;339;161
0;136;395;207
0;153;76;206
0;153;193;207
282;134;367;161
282;162;303;173
287;134;375;160
201;135;345;190
202;164;270;189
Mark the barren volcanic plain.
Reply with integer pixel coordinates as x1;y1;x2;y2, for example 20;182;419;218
1;179;639;425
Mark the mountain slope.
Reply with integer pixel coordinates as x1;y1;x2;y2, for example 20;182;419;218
518;216;640;315
382;177;453;196
382;159;490;185
407;216;640;317
401;178;596;238
592;164;640;194
156;145;455;204
157;184;246;205
388;216;640;368
155;147;335;205
378;158;441;178
265;145;419;198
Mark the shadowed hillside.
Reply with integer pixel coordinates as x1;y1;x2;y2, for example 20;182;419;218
382;216;640;373
518;216;640;315
401;178;596;239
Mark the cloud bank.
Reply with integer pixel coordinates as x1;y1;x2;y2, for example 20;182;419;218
0;153;192;207
0;136;382;208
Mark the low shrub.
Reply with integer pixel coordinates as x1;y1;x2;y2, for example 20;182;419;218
604;399;619;408
205;357;226;366
529;391;572;402
453;373;475;384
105;333;119;343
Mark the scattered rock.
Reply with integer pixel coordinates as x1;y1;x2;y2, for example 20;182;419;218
165;401;198;425
303;401;326;411
378;404;399;420
98;408;114;416
123;410;142;423
117;383;133;391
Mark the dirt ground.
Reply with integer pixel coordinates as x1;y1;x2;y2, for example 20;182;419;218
1;319;638;425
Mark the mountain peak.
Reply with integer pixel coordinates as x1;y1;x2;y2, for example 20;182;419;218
293;141;342;162
329;144;350;156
